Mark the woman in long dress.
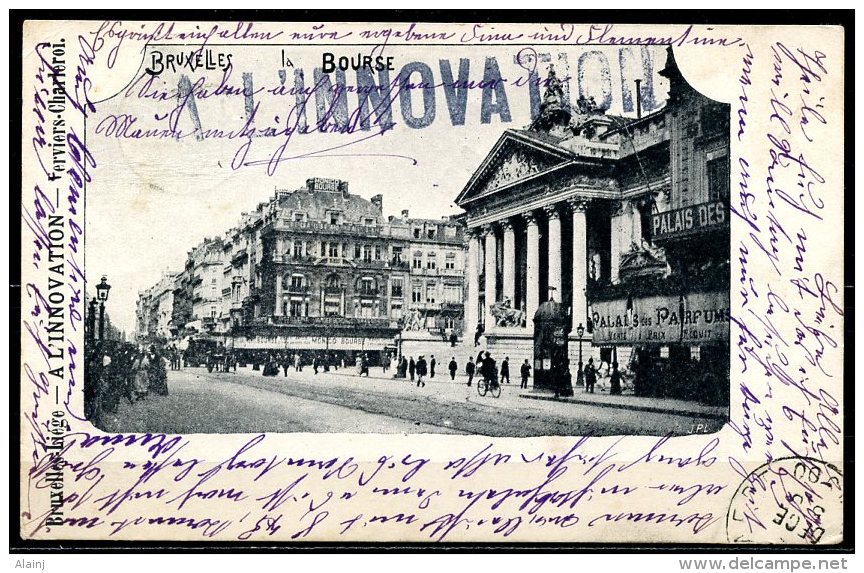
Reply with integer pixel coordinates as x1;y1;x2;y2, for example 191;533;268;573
132;349;150;402
148;348;169;396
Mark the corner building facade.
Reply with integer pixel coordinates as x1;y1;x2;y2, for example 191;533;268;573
216;178;466;364
456;48;730;404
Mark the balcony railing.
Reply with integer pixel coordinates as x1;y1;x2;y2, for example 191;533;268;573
257;316;395;328
269;219;381;237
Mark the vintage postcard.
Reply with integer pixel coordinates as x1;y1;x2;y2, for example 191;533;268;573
16;17;847;546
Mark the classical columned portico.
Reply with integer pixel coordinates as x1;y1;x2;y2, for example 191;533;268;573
482;225;497;328
568;198;590;331
465;229;481;330
523;212;541;326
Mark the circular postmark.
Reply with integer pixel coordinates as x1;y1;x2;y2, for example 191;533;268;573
726;456;843;544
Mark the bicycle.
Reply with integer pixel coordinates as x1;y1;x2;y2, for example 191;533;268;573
477;375;501;398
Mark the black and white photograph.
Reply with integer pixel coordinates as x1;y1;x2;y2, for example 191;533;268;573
82;44;730;438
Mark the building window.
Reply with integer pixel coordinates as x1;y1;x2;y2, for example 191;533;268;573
294;241;304;259
290;275;304;290
294;212;306;222
413;254;423;269
330;212;340;225
289;300;304;317
375;245;382;260
412;284;423;303
358;277;376;296
427;229;436;239
354;244;361;259
321;241;327;257
426;252;437;270
413;228;421;238
324;300;341;316
707;156;730;201
390;302;403;318
425;284;436;304
391;278;404;298
444;284;461;302
445;253;456;270
329;242;340;258
392;246;403;264
362;245;372;263
365;217;375;226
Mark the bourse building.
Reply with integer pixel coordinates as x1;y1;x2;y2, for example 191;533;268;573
456;48;730;405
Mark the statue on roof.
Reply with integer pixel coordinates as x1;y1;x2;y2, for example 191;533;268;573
534;65;572;132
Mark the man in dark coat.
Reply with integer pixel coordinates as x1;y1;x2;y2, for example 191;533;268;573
520;359;531;389
584;357;597;393
430;355;436;378
481;352;497;389
500;357;510;384
448;357;458;381
408;357;416;381
415;356;427;387
609;361;622;395
465;358;475;387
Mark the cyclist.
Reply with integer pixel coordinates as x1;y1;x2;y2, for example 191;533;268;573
481;351;498;392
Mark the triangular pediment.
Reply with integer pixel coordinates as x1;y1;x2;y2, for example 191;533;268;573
456;130;573;206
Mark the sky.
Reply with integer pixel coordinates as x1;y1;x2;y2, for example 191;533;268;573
86;44;669;333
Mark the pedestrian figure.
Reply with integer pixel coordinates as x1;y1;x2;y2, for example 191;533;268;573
448;357;458;381
148;347;169;396
409;357;416;381
610;361;622;395
282;355;291;377
313;356;319;374
584;357;597;393
500;357;510;384
520;359;531;389
416;355;427;387
474;323;483;346
131;349;150;402
465;358;475;387
361;354;369;377
481;352;497;390
430;355;436;378
450;331;458;347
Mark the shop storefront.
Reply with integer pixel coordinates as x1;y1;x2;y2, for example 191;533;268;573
590;291;729;405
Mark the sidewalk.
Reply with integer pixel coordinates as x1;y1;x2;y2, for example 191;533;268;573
326;366;727;420
519;387;728;420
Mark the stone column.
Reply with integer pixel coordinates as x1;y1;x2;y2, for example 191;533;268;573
569;198;590;331
544;205;562;300
610;200;625;285
483;224;497;328
274;273;283;316
465;229;481;331
523;212;540;327
501;219;516;305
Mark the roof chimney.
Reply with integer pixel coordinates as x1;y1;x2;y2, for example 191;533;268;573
371;194;383;212
401;209;409;221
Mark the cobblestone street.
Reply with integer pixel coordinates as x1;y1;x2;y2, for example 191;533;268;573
98;365;726;436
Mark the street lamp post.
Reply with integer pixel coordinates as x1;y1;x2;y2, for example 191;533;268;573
576;322;585;388
88;298;98;343
95;276;112;341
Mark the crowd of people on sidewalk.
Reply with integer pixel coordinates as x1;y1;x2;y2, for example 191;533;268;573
84;341;170;426
390;351;534;391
